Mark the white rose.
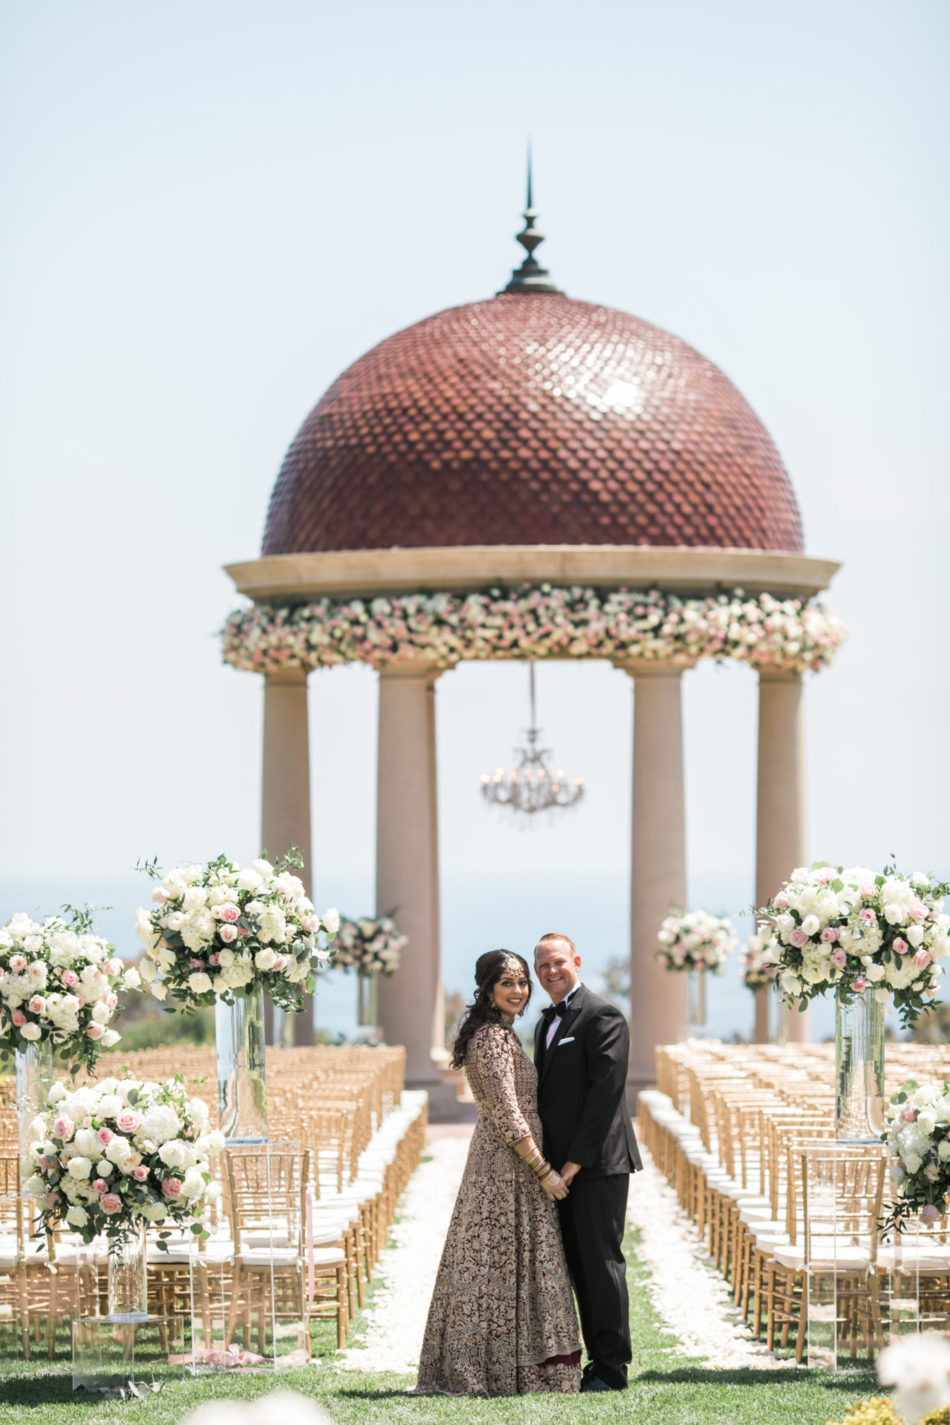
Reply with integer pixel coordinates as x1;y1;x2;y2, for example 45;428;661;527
139;959;157;983
903;1153;923;1175
322;907;340;936
67;1156;92;1180
158;1139;189;1169
106;1137;133;1166
254;948;278;972
188;972;212;995
150;983;168;1002
91;1001;111;1024
865;963;885;983
182;886;208;912
218;949;235;968
100;1029;120;1048
195;1129;224;1157
74;1128;99;1158
19;1022;41;1042
25;1174;47;1198
66;1206;88;1227
142;1201;168;1223
237;868;263;892
801;914;821;937
188;1098;210;1131
135;907;154;945
96;1160;113;1177
907;925;924;948
123;967;142;989
97;1094;122;1118
181;1166;206;1198
252;858;274;877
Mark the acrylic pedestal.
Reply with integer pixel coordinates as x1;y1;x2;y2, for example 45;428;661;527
72;1313;187;1392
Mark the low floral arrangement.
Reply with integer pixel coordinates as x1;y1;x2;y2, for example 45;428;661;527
656;909;737;974
827;1403;950;1425
742;927;780;991
758;863;950;1027
331;915;406;976
221;584;845;677
883;1078;950;1232
135;853;339;1012
0;908;139;1071
25;1075;223;1245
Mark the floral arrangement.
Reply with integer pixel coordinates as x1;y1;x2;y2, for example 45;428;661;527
656;909;737;973
877;1332;950;1425
758;863;950;1027
135;853;339;1012
221;584;845;677
884;1078;950;1232
331;915;406;976
25;1075;223;1245
0;909;139;1071
827;1404;950;1425
741;927;780;991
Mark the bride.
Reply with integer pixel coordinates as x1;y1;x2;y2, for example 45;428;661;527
415;950;581;1395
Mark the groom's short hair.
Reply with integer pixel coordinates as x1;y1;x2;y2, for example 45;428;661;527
535;932;577;955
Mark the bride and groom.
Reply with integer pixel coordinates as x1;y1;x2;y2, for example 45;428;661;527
415;932;642;1396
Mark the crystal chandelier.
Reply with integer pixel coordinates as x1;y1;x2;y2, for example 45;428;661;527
480;664;584;817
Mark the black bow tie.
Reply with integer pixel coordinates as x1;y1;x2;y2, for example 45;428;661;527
543;1001;568;1019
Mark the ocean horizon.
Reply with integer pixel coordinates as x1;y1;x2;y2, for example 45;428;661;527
0;867;844;1048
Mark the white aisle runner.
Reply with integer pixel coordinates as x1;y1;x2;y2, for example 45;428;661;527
340;1135;470;1374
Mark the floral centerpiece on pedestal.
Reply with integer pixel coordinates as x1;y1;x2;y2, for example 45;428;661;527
656;909;737;974
0;909;137;1072
25;1075;223;1244
331;915;406;977
135;853;339;1012
884;1078;950;1232
757;863;949;1026
742;928;780;991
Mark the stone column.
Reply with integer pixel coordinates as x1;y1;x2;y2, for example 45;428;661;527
756;669;810;1043
624;660;691;1100
376;661;445;1090
261;667;313;1046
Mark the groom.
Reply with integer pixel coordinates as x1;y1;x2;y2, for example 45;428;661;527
533;931;641;1393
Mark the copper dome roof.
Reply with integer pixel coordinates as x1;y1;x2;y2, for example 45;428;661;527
262;291;803;557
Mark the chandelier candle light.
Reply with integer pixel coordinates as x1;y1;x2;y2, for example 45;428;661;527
136;853;339;1142
759;862;950;1143
481;663;583;818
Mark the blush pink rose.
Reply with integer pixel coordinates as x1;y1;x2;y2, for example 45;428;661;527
820;927;839;944
209;952;221;966
133;1165;149;1182
893;937;909;954
773;892;789;910
273;955;287;971
8;955;26;973
789;928;809;948
116;1110;139;1133
86;1023;104;1040
299;915;316;933
189;959;205;970
831;949;847;969
852;977;867;993
104;992;118;1010
100;1193;123;1215
859;909;877;926
62;970;79;987
161;1177;182;1199
220;905;240;923
218;925;238;944
915;950;933;969
44;1191;60;1209
860;885;876;900
921;1203;941;1224
92;1179;107;1193
910;900;927;923
898;1106;917;1124
28;995;46;1013
12;1010;26;1027
97;1127;113;1145
152;887;168;904
53;1115;74;1141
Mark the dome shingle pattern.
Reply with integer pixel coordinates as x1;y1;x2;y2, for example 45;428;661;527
262;292;803;556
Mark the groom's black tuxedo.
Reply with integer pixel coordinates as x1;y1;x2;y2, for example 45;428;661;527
534;983;641;1390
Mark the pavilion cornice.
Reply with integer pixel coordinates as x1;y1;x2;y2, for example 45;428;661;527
224;545;840;604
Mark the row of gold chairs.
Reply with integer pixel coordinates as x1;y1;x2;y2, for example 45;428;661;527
0;1044;428;1360
640;1040;950;1364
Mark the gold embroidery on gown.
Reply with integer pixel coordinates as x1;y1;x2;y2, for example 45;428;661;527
416;1023;581;1395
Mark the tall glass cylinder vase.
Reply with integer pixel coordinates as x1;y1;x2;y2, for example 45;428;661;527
835;992;885;1142
357;970;379;1029
107;1226;148;1322
216;984;268;1143
686;967;706;1029
15;1038;54;1186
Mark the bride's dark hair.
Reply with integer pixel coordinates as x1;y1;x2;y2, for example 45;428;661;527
450;949;533;1070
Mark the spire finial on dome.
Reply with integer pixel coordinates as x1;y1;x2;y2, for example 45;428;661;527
499;145;563;296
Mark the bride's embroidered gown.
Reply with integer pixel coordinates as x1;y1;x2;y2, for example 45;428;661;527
416;1022;581;1394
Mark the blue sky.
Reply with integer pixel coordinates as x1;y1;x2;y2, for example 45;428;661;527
1;2;947;1016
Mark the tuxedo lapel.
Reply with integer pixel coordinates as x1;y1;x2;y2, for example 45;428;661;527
539;985;587;1085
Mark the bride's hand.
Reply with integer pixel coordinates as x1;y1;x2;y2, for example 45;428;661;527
541;1169;569;1201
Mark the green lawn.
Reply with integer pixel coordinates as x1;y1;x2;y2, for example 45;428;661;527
0;1228;880;1424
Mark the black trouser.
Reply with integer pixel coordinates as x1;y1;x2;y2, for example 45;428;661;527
557;1172;631;1388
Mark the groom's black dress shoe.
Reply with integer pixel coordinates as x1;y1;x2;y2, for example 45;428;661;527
580;1375;613;1393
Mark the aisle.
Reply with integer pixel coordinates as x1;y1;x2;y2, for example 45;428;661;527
340;1133;470;1374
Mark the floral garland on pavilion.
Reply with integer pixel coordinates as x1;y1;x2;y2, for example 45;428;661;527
221;584;846;676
